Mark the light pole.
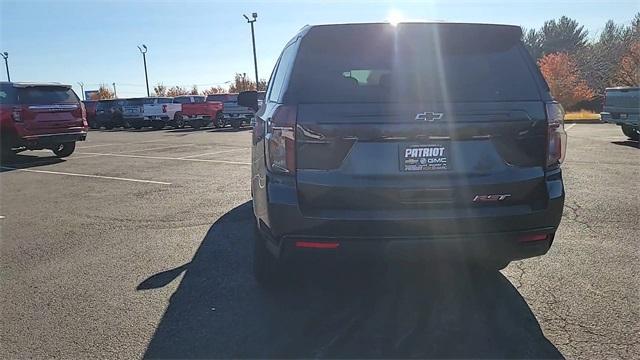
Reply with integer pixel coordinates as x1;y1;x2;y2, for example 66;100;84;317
137;44;150;97
1;52;10;82
78;82;85;100
243;13;259;90
112;82;117;98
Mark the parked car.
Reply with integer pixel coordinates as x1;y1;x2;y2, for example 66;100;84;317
95;99;126;129
1;82;88;158
601;87;639;141
240;22;567;286
122;97;180;130
206;93;254;129
82;100;98;129
172;95;224;129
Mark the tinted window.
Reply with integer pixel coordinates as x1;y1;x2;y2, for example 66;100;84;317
96;100;116;110
16;86;79;105
289;24;539;103
0;83;17;104
173;97;191;104
268;43;297;102
207;94;225;102
193;96;205;103
126;98;155;105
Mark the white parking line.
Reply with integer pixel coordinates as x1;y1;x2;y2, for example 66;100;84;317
76;143;118;149
74;152;250;165
0;166;171;185
77;138;165;149
179;148;248;159
566;123;577;131
72;143;197;160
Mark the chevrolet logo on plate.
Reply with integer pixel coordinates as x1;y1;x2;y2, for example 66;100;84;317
415;112;444;122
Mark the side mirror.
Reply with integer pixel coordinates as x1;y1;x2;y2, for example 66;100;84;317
238;91;259;111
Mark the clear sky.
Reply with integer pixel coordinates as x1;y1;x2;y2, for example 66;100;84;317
0;0;638;98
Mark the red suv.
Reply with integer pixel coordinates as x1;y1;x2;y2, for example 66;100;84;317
0;82;88;159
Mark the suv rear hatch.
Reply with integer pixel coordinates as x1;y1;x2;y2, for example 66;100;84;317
14;84;84;135
288;23;552;218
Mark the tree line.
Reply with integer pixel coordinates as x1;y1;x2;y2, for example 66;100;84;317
525;13;639;110
92;73;267;100
92;13;640;112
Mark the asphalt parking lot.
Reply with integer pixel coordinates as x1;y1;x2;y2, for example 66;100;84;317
0;124;638;359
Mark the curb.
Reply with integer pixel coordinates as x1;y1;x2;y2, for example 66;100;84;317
564;120;603;124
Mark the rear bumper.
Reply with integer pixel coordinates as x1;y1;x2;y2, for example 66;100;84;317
255;170;564;262
17;131;87;148
601;112;639;127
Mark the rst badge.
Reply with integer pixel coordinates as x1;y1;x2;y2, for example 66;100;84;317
472;194;511;202
415;111;443;122
401;144;449;171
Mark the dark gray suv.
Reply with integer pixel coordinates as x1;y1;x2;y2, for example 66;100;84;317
240;23;566;286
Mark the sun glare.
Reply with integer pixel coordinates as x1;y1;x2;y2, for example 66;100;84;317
387;9;403;26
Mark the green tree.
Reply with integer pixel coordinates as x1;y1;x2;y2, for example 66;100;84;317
522;28;544;60
540;16;588;55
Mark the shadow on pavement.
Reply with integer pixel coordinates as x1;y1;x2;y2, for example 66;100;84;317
207;127;253;133
142;201;561;359
611;140;639;149
0;153;65;172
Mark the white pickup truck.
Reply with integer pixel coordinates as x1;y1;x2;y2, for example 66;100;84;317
122;97;181;130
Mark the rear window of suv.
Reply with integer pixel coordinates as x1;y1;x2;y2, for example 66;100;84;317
288;24;540;103
15;86;79;105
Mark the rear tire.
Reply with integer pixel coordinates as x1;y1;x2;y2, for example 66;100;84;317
52;142;76;158
174;113;185;128
231;119;242;130
253;222;284;287
214;113;225;128
621;125;639;141
1;144;16;162
104;123;114;130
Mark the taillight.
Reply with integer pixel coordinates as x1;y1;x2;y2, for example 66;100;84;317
11;106;22;122
265;105;296;174
545;102;567;168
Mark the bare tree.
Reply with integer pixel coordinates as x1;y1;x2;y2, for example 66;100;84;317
201;86;226;95
153;83;167;97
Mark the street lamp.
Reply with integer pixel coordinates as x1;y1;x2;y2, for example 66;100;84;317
78;82;85;100
1;52;10;82
137;44;150;97
243;13;259;90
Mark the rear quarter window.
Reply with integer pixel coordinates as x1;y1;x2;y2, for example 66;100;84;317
0;84;17;105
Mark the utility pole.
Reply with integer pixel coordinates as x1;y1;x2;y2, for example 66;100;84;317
137;45;150;97
112;82;117;98
1;52;10;82
243;13;259;90
78;82;85;100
